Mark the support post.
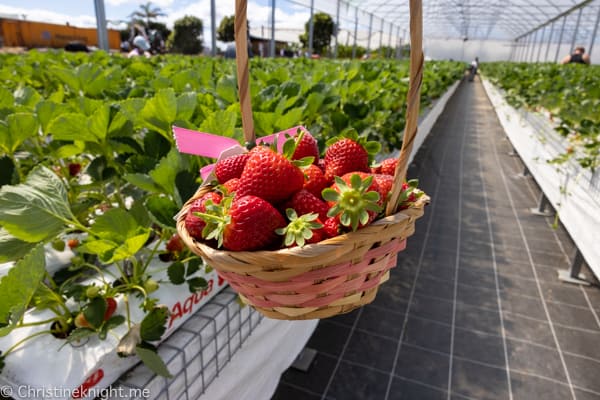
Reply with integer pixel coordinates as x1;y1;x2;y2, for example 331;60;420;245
308;0;315;56
395;25;402;59
387;23;393;58
558;250;590;285
536;25;546;62
93;0;109;51
529;30;539;62
270;0;276;57
334;0;340;58
530;193;553;217
210;0;217;56
545;21;555;62
352;7;358;59
379;18;384;55
570;7;583;53
588;5;600;58
367;13;373;55
554;15;567;62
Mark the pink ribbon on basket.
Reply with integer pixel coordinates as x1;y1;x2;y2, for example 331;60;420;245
172;125;310;181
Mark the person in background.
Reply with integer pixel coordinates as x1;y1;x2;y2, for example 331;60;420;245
561;46;591;65
468;57;479;82
128;36;152;58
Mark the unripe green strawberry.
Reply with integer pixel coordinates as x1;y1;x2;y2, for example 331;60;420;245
85;286;100;299
51;239;66;252
144;279;159;294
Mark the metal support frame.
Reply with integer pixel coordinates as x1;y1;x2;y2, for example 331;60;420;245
93;0;109;51
367;13;373;53
545;21;555;61
210;0;217;56
536;25;546;62
570;7;584;52
588;5;600;58
529;29;539;62
530;193;554;217
352;7;358;59
554;15;567;62
395;25;402;59
334;0;340;59
558;250;590;285
387;23;393;58
308;0;315;56
379;18;384;53
270;0;276;57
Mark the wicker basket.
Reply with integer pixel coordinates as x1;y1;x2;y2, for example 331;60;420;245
176;0;427;320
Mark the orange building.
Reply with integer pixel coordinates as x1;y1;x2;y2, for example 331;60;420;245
0;18;120;49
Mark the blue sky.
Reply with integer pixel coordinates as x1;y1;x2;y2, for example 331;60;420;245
0;0;315;44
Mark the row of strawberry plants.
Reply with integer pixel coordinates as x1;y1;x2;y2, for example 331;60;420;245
480;62;599;171
0;51;462;382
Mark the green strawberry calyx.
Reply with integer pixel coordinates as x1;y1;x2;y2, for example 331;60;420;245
193;196;233;248
322;174;382;231
276;209;323;247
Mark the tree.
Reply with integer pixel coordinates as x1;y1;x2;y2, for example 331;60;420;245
167;15;203;55
129;2;167;28
217;15;235;42
299;12;334;55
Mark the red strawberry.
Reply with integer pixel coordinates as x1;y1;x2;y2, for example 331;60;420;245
372;174;395;205
222;195;286;251
67;238;79;249
236;146;304;204
303;164;330;199
104;297;117;321
68;162;82;177
166;233;185;253
214;153;250;184
322;217;342;238
324;138;370;180
286;189;329;221
222;178;240;195
185;192;222;240
306;227;326;244
370;165;382;174
292;131;319;164
380;158;398;176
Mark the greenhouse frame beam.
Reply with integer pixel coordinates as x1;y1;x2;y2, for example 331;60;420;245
93;0;109;51
544;20;555;61
554;15;568;62
570;7;584;51
589;5;600;57
270;0;276;57
308;0;315;56
514;0;594;41
210;0;216;56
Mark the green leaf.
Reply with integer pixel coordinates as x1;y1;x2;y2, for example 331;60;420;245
216;76;238;104
105;315;126;331
48;113;95;142
274;107;303;131
136;345;172;378
140;88;177;138
84;297;107;329
108;230;150;263
0;228;36;263
87;104;110;142
0;113;39;154
198;110;237;137
186;258;202;277
176;92;197;121
145;195;179;229
90;208;139;242
149;148;181;199
167;261;186;285
14;86;42;109
0;166;73;242
0;244;45;335
64;328;95;347
0;87;14;110
188;277;208;293
123;173;162;193
140;306;169;342
77;239;117;259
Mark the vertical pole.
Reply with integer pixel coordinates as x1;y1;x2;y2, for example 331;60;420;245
588;5;600;58
545;21;555;61
308;0;315;56
387;23;393;58
570;7;583;53
270;0;276;57
93;0;109;51
210;0;217;56
379;18;384;55
334;0;340;58
366;13;373;55
352;6;358;59
536;25;546;62
395;25;401;58
509;40;516;61
555;15;567;62
528;30;538;62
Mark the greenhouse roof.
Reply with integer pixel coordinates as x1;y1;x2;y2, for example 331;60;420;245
352;0;600;42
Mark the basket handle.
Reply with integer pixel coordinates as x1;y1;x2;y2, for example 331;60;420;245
234;0;423;215
386;0;424;216
235;0;256;145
